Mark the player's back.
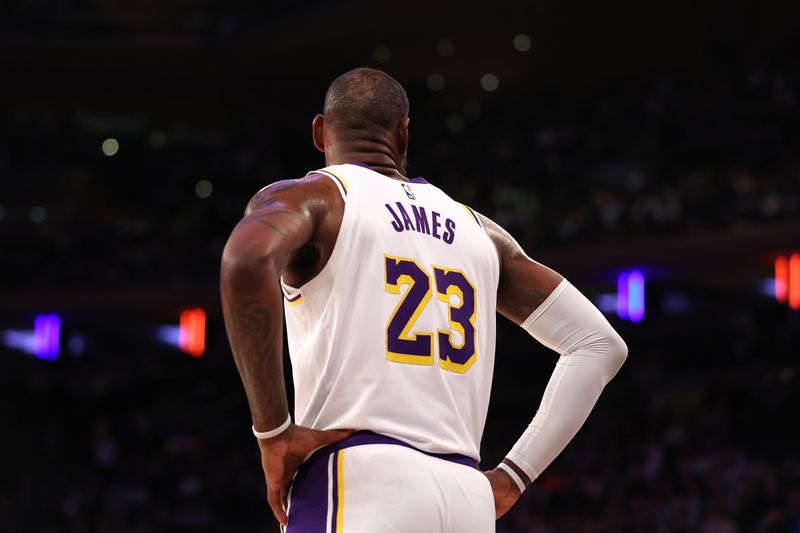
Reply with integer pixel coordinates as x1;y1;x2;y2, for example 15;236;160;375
282;163;499;460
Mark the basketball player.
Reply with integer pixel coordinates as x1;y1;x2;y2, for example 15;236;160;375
221;68;627;532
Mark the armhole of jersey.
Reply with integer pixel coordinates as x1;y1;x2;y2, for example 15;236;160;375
461;204;501;278
309;168;348;201
458;202;483;228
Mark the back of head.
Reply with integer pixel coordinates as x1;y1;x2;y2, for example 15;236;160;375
323;68;409;133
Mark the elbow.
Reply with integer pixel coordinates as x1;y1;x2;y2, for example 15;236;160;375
603;330;628;381
220;244;278;294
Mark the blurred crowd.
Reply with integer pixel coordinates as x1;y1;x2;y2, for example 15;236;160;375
1;0;314;34
1;299;798;532
3;31;800;533
1;63;799;289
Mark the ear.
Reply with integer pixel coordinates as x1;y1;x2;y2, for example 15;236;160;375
397;117;410;155
312;114;325;152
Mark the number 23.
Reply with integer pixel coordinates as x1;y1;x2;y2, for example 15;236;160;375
384;255;477;374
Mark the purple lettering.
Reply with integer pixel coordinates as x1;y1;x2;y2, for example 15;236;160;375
434;267;476;367
431;211;442;239
396;202;415;231
386;257;433;359
411;205;430;235
443;218;456;244
385;203;404;232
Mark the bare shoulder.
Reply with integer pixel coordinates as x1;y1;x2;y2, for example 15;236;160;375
475;210;562;324
245;173;341;216
475;211;528;264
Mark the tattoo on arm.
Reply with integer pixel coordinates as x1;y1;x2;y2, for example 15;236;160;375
239;217;287;237
222;296;288;430
222;176;329;428
237;209;305;238
498;272;554;322
478;212;562;324
248;180;303;212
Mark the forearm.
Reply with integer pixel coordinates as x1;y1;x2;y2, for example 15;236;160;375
221;254;289;431
505;280;627;484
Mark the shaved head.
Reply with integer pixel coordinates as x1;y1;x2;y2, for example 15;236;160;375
323;68;409;132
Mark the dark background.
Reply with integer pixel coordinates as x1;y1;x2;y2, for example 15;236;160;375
1;0;800;531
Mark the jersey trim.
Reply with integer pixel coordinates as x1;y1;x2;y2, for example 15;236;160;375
285;292;303;306
281;279;304;306
311;168;349;199
459;203;483;227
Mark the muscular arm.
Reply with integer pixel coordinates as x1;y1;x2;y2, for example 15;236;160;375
479;213;627;514
480;214;562;486
220;176;334;431
480;215;563;324
221;175;351;526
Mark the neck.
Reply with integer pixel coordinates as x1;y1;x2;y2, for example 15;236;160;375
325;136;406;180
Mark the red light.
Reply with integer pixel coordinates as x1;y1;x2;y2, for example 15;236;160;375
790;254;800;311
179;308;206;357
775;256;789;303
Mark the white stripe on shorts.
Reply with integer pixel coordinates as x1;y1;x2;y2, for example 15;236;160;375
325;453;335;533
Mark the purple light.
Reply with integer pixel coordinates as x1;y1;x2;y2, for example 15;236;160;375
2;330;36;353
628;271;645;323
34;314;60;361
595;293;618;314
617;272;629;320
617;270;646;322
156;325;181;347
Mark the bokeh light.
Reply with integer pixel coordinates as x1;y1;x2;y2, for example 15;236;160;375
373;46;392;63
195;180;213;199
480;73;499;91
513;34;532;52
149;130;167;149
426;74;445;91
446;114;465;132
102;138;119;156
436;39;455;57
30;206;47;223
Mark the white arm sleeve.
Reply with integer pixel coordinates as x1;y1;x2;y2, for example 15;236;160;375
505;279;628;483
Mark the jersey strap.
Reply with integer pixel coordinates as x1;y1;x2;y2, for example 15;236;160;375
308;167;349;200
458;203;483;227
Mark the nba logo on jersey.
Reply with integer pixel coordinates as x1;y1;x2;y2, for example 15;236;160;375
402;183;415;200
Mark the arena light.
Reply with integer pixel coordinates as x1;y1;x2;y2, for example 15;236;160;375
774;254;800;310
617;270;645;322
775;256;788;303
436;39;455;57
195;180;213;199
513;34;532;52
628;271;645;322
594;293;618;314
426;74;445;92
156;325;181;346
34;314;60;361
179;308;206;357
480;73;499;92
616;272;629;320
102;138;119;156
373;46;391;63
2;329;36;354
790;253;800;311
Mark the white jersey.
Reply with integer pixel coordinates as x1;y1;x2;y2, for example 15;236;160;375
282;163;500;461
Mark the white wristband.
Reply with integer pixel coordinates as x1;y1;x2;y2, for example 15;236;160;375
252;414;292;440
497;462;527;494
